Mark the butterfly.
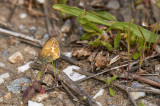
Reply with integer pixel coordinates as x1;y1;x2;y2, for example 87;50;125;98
38;37;60;64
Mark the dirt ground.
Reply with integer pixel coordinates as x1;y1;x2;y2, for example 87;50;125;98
0;0;160;106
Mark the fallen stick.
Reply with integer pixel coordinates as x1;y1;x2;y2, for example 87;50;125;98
0;27;82;66
0;28;42;47
58;72;98;106
30;63;98;106
75;54;158;82
73;69;137;106
133;75;160;88
74;69;160;94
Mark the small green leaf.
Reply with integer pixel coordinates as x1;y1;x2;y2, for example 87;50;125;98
110;75;118;83
158;0;160;8
101;78;109;85
102;75;117;86
101;41;113;52
36;70;45;81
136;0;142;4
137;38;144;51
90;11;117;22
130;33;137;45
132;52;140;59
114;31;121;49
88;36;101;47
59;0;67;4
138;101;145;106
80;33;92;40
107;75;117;86
78;10;102;34
109;87;115;96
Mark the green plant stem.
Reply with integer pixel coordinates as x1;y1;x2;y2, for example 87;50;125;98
52;59;56;76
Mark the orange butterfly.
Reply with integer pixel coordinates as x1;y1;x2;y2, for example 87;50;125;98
38;37;60;64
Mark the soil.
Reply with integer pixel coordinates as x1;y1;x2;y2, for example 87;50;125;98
0;0;160;106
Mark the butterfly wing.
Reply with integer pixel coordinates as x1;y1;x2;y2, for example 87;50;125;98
38;38;60;64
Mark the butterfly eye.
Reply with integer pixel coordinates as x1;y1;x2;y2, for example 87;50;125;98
38;38;60;64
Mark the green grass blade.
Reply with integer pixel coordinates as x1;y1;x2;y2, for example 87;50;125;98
114;31;121;49
53;4;160;43
78;10;102;34
90;11;117;22
53;4;112;26
109;87;115;96
106;22;159;43
101;78;109;85
110;75;117;83
101;41;113;52
132;52;140;59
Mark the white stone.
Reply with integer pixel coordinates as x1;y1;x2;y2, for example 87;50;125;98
96;102;102;106
141;99;157;106
42;74;54;86
61;20;71;33
24;46;37;55
63;52;72;58
93;89;104;99
18;0;25;5
19;25;25;30
37;0;45;4
20;13;27;19
28;100;44;106
79;2;84;7
106;0;120;10
32;93;49;102
63;65;86;81
61;38;65;41
0;97;3;102
30;26;36;30
0;62;5;67
0;73;10;84
8;52;23;63
130;92;145;100
43;33;49;39
17;61;33;73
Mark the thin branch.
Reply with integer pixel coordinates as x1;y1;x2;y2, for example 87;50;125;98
0;28;42;46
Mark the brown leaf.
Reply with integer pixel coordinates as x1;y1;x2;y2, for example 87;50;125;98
22;86;35;104
72;48;92;58
95;51;109;67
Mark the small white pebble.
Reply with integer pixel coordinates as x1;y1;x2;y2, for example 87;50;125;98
93;89;104;99
37;0;45;4
20;13;27;19
8;52;23;64
63;52;72;58
131;92;146;100
32;94;49;102
19;25;25;30
30;26;36;30
28;100;44;106
0;62;5;67
17;61;33;73
24;47;37;55
79;1;84;7
0;97;3;102
141;99;157;106
96;102;102;106
0;73;10;84
63;65;86;81
61;38;65;41
61;20;71;33
43;33;49;39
